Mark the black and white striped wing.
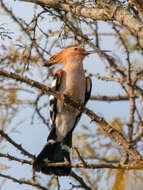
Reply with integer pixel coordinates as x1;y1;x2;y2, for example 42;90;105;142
49;71;63;127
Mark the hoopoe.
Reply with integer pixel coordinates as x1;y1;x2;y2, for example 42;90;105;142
33;46;103;176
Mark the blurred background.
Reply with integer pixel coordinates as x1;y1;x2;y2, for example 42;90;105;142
0;0;143;189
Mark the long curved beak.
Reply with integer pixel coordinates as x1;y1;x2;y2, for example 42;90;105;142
85;49;111;55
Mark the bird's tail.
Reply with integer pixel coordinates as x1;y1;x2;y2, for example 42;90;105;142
33;132;72;176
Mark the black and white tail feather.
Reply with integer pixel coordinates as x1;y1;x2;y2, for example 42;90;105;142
33;71;92;176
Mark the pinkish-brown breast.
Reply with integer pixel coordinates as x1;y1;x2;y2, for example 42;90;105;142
59;61;86;104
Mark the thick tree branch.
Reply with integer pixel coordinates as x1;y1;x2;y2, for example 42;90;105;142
18;0;143;39
0;69;142;162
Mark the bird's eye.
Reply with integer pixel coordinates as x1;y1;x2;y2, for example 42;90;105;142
74;47;78;50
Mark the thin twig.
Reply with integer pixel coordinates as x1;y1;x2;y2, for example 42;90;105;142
0;173;48;190
57;176;60;190
0;153;32;165
0;130;34;159
70;171;92;190
74;147;87;167
90;95;130;101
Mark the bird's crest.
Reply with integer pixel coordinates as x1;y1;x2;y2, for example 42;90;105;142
43;45;109;67
44;51;64;67
44;46;84;67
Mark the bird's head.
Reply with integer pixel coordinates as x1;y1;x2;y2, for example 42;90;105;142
44;46;109;67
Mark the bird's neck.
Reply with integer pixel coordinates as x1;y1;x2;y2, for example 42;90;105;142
63;56;84;72
61;56;86;103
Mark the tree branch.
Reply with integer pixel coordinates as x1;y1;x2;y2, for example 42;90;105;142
0;173;48;190
90;95;131;101
36;161;143;170
18;0;143;40
0;153;32;165
70;171;92;190
1;151;143;170
0;130;34;159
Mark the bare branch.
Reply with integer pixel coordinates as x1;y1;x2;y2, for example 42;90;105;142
1;152;143;170
18;0;143;40
0;153;32;165
90;95;130;101
70;171;92;190
0;173;48;190
35;161;143;170
0;130;34;159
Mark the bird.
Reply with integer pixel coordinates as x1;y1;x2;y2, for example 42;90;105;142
33;45;101;176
